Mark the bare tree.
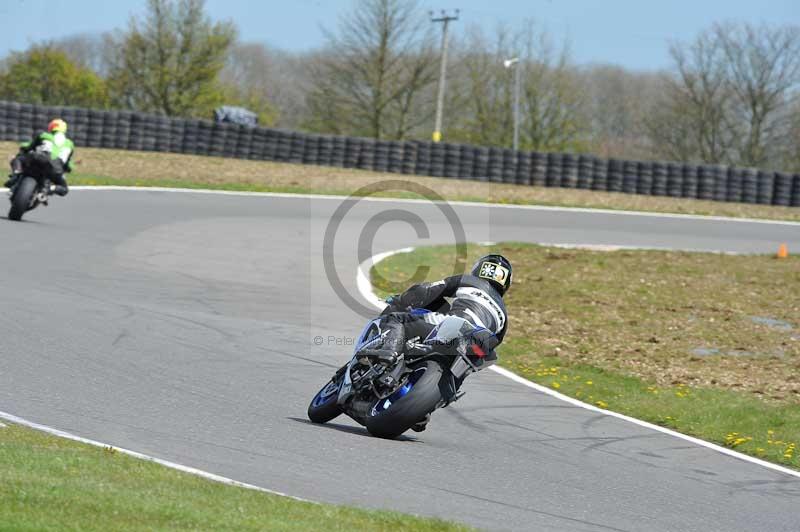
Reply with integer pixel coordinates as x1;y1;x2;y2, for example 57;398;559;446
304;0;438;139
716;22;800;167
647;22;800;169
451;22;586;151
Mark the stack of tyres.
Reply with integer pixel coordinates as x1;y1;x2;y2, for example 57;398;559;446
711;165;728;202
501;148;517;184
318;135;334;167
444;143;461;178
725;167;743;203
429;142;445;177
274;130;292;162
128;112;146;151
4;102;21;140
756;170;774;205
71;108;90;146
262;130;278;161
649;161;665;196
141;114;159;152
344;136;361;168
531;151;547;187
697;165;714;200
682;164;699;199
487;148;503;183
249;128;269;160
621;160;638;194
303;134;320;166
401;141;418;174
33;105;49;134
414;141;431;176
577;155;594;189
196;119;214;156
87;109;104;148
180;119;199;154
223;123;240;158
607;158;623;192
331;136;347;167
457;144;475;180
19;103;35;140
792;174;800;207
359;138;375;171
666;162;683;197
546;152;563;187
772;172;792;206
388;141;404;174
373;140;389;172
591;157;608;191
0;101;8;140
473;146;489;181
209;122;227;157
638;161;654;195
516;151;532;186
561;154;578;188
168;118;186;154
235;124;252;160
153;116;172;152
740;168;758;203
116;111;133;150
101;110;119;150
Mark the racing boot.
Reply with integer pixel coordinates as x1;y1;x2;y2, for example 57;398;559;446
4;173;20;189
411;413;431;432
53;184;68;196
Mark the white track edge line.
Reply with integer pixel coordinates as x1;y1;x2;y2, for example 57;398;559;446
358;248;800;480
41;185;800;227
0;410;313;503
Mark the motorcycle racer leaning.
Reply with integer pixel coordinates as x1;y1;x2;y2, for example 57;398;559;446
362;254;512;429
5;119;74;196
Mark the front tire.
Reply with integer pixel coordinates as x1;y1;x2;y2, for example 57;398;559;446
307;379;342;423
8;177;36;221
365;361;443;439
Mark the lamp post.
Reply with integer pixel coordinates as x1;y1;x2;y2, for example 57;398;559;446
504;57;520;151
431;9;459;143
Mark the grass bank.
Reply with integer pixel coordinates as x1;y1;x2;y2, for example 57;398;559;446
0;421;469;531
2;142;798;222
371;243;800;470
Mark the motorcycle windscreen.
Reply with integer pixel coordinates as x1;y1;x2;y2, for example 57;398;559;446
424;315;475;345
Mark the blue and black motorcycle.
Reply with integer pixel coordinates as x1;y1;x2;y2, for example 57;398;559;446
307;310;497;439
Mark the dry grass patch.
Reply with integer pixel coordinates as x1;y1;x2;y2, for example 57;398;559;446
3;142;798;222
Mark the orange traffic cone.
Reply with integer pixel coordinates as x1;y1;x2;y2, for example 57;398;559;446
777;243;789;259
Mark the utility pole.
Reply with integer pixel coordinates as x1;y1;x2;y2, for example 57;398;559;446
504;57;521;151
431;9;459;143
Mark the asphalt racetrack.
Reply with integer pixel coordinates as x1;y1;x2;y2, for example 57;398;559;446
2;189;799;531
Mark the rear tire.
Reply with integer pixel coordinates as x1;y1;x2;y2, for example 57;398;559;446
365;361;443;439
8;177;36;221
307;379;342;424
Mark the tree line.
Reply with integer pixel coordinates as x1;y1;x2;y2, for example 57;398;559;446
1;0;798;172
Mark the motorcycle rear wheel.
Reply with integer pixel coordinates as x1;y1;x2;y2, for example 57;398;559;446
365;361;443;439
8;177;36;221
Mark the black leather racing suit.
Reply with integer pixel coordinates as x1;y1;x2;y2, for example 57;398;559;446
376;274;508;355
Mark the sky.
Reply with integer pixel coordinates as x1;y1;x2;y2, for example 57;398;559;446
1;0;798;71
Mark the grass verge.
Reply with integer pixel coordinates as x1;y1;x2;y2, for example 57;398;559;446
371;243;800;470
2;142;798;222
0;421;469;531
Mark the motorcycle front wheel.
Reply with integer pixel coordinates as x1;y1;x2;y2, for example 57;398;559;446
8;177;36;221
307;379;342;423
365;361;443;439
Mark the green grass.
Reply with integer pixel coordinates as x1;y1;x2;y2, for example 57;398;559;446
372;243;800;470
0;422;470;531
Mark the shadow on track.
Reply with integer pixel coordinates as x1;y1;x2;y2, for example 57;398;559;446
287;417;421;443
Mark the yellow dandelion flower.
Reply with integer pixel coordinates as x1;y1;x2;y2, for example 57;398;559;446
552;382;561;389
586;381;593;385
596;400;608;408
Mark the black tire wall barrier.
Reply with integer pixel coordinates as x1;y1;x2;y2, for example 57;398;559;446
0;99;797;206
